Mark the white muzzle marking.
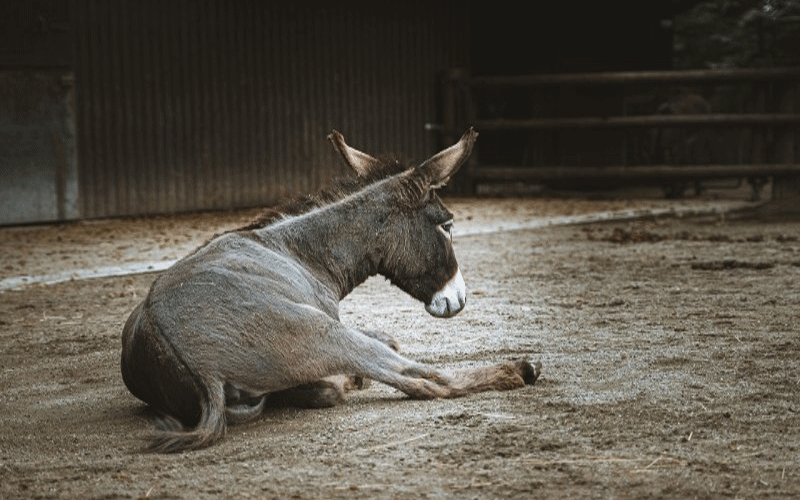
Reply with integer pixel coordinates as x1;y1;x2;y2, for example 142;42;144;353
425;269;466;318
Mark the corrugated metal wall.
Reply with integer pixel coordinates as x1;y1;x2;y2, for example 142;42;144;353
73;0;469;218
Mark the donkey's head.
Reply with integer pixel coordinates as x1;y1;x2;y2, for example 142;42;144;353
328;128;477;318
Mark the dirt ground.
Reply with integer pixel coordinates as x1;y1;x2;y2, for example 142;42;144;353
1;192;798;499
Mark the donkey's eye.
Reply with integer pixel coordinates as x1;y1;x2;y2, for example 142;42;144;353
440;221;454;235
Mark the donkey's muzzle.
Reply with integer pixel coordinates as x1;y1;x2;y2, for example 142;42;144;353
425;269;466;318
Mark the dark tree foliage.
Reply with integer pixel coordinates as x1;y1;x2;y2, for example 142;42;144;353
674;0;800;68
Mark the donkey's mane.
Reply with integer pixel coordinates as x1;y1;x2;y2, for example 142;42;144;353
237;157;409;231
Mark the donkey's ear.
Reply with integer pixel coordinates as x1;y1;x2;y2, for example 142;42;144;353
417;128;478;189
327;130;382;177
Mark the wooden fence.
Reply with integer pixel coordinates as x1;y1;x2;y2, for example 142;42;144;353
438;67;800;198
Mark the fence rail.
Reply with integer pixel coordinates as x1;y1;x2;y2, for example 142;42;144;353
440;67;799;197
475;114;800;131
467;67;800;87
471;164;800;183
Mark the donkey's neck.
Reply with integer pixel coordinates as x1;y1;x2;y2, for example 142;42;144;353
256;198;387;300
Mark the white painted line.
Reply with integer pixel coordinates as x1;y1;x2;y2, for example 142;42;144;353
453;201;759;237
0;200;760;292
0;260;176;291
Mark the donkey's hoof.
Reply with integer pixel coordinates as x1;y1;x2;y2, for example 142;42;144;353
514;359;542;385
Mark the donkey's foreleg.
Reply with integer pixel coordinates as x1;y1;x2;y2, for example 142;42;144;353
342;329;541;399
449;359;542;393
284;309;538;401
274;330;399;407
391;358;541;397
361;329;400;351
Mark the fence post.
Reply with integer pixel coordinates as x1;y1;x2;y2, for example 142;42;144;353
440;68;475;195
772;81;799;212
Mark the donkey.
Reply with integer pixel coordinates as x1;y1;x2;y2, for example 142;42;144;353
121;128;541;453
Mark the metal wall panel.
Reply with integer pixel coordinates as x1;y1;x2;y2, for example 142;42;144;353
0;71;78;224
73;0;469;218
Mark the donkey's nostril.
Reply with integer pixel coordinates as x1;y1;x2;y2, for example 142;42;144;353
425;269;466;318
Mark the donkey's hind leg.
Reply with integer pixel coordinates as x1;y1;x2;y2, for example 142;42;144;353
265;375;358;409
224;383;267;424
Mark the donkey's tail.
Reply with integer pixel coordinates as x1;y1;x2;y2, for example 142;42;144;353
146;381;227;453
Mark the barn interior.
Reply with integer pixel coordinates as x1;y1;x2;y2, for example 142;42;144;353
1;3;800;498
1;0;798;225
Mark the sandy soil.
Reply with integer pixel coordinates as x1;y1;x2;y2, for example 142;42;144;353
1;194;798;499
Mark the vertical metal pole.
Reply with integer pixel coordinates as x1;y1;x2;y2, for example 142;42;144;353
772;81;799;211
